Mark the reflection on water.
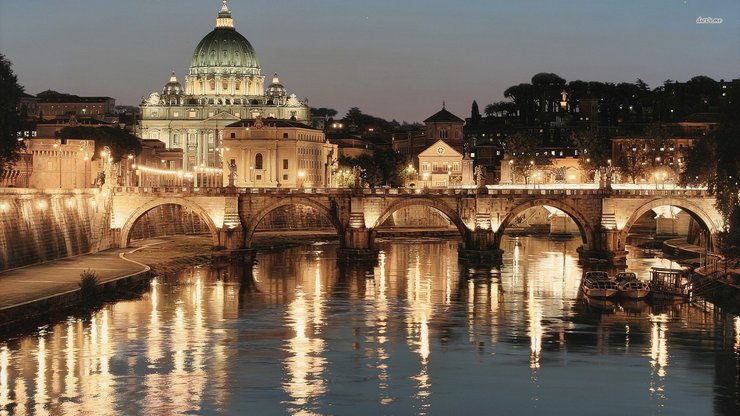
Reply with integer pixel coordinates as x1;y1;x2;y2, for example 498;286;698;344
0;236;738;415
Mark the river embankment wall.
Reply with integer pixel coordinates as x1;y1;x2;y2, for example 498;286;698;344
0;188;114;271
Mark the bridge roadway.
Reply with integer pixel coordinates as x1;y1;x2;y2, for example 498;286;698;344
106;184;722;264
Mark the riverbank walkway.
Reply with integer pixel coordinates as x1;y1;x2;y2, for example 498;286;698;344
0;248;148;312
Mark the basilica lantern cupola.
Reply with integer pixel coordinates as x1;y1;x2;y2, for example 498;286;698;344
266;73;287;103
186;0;264;99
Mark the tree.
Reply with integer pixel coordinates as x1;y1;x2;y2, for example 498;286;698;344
310;107;338;119
338;149;408;187
503;132;552;183
0;54;25;175
613;125;675;184
680;122;740;255
485;101;517;118
571;129;611;180
504;83;537;124
470;100;481;123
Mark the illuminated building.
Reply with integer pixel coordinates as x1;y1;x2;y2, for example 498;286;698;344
139;0;310;171
222;117;337;188
417;140;473;188
393;104;466;159
36;90;116;121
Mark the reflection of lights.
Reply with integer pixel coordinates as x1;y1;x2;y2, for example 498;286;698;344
0;345;9;410
64;319;78;405
734;317;740;352
284;287;326;406
34;335;47;414
649;313;669;401
528;287;543;369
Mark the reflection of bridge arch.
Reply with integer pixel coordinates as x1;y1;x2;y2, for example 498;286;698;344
244;197;342;247
120;198;220;248
371;198;467;239
497;199;594;249
620;197;719;250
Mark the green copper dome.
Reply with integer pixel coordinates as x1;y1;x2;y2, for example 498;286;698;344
189;1;260;75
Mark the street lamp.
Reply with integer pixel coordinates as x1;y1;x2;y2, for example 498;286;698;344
298;170;306;188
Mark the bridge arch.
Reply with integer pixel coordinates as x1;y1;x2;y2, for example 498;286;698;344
370;198;468;239
496;199;595;249
244;197;342;247
119;198;220;248
619;197;720;250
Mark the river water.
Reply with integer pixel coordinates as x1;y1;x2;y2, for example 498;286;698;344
1;236;738;415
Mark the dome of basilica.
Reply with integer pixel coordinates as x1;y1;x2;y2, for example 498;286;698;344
189;1;260;75
162;73;183;95
266;73;287;98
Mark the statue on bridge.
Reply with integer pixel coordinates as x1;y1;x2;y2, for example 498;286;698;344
352;165;363;188
474;165;486;188
95;172;106;188
228;159;237;187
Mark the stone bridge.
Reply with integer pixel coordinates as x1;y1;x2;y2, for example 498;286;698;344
107;185;723;264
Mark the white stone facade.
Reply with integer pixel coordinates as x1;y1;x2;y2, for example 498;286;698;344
138;1;310;171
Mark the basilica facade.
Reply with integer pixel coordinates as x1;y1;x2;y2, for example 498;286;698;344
138;1;310;169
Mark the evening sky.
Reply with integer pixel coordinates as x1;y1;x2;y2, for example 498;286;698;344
0;0;738;122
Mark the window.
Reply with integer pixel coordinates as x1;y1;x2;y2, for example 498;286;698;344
283;159;288;169
440;128;448;139
188;110;197;118
283;174;288;180
173;111;180;117
255;153;263;169
151;109;159;117
173;134;180;145
453;162;460;171
422;163;429;172
230;132;236;138
283;133;289;139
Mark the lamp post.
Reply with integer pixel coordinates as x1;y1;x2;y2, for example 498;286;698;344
126;154;133;187
99;145;111;188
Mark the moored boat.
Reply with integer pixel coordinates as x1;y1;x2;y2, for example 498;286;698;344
582;271;618;298
649;267;691;299
615;272;651;299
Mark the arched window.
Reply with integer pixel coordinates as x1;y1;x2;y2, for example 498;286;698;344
255;153;263;170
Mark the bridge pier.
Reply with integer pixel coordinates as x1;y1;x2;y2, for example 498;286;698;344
219;227;245;251
577;229;627;265
337;227;379;261
459;229;503;264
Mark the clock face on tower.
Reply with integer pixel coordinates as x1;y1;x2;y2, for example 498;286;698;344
436;146;445;155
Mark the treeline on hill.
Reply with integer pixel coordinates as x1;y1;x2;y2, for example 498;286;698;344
481;73;727;126
57;126;142;162
311;107;422;133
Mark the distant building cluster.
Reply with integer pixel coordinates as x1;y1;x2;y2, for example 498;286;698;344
6;0;739;190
